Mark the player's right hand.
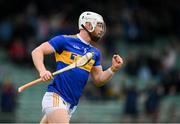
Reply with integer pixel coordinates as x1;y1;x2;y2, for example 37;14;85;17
39;70;53;81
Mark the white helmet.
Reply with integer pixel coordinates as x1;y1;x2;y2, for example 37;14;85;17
78;11;106;34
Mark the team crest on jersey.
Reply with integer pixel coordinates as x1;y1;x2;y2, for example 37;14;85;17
83;48;87;54
81;47;87;54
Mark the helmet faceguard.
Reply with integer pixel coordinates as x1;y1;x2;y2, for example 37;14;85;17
79;11;106;42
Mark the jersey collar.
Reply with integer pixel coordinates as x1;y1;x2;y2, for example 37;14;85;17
77;34;90;45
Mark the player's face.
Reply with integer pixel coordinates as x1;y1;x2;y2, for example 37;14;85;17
92;22;105;38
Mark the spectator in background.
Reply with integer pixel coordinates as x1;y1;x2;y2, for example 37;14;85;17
0;17;13;47
161;44;177;73
36;16;50;41
8;38;27;64
0;78;17;122
165;85;178;122
147;49;162;77
125;52;138;76
137;52;152;82
123;84;139;122
144;84;163;122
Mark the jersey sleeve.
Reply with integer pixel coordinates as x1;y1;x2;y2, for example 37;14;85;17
48;35;66;53
94;49;101;66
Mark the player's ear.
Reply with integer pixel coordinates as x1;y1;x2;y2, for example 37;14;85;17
85;22;93;30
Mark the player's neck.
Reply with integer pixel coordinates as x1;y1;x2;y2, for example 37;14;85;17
79;30;91;44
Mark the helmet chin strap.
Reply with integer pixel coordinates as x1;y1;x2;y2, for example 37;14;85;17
81;24;100;42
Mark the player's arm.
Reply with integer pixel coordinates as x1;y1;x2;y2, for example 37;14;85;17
91;55;123;87
31;42;54;81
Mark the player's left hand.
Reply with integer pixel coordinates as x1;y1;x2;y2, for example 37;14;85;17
111;54;123;72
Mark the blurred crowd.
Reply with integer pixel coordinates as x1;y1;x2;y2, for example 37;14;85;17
0;78;17;122
0;0;180;122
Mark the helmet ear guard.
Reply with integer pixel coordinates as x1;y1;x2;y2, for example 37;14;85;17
79;11;106;42
81;24;101;42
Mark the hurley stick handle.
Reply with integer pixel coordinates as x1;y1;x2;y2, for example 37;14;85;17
18;78;42;93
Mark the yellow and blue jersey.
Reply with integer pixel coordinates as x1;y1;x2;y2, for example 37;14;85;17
47;34;101;107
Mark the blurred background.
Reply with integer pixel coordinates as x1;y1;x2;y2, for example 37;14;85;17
0;0;180;123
